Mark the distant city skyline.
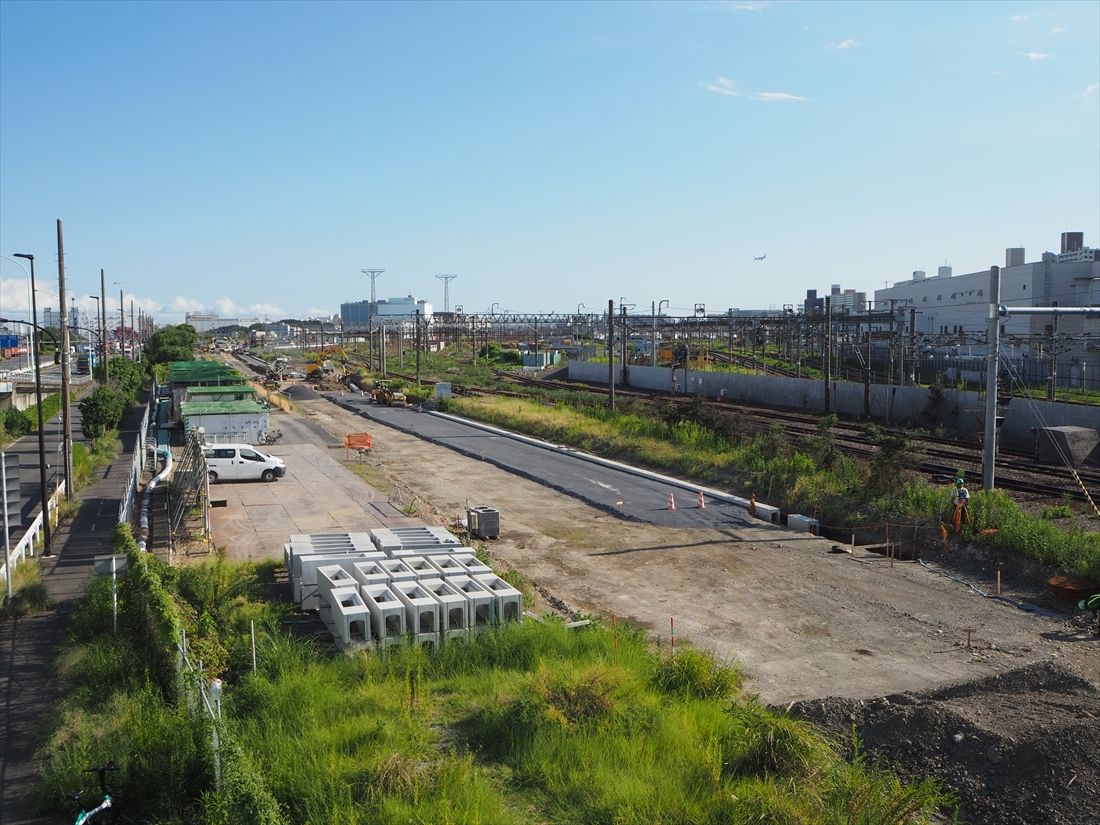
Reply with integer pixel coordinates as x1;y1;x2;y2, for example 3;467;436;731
1;1;1097;325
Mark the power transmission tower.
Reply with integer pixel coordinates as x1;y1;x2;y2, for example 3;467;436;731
360;268;384;307
435;274;457;313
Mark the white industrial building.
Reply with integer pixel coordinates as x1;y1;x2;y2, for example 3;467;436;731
874;233;1099;390
340;296;433;331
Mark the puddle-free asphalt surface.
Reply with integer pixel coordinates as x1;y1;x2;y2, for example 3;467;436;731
325;393;755;529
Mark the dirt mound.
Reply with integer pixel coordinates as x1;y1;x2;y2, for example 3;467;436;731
283;383;320;401
788;661;1100;825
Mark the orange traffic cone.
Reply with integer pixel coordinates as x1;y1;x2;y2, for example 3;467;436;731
667;492;676;510
697;491;706;509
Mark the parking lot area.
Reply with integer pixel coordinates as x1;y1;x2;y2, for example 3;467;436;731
208;415;420;560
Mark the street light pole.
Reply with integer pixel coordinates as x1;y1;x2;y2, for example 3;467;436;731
0;256;36;371
13;254;52;555
56;220;73;503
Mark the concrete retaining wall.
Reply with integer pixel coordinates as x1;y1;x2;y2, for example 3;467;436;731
1001;398;1100;459
567;361;1095;444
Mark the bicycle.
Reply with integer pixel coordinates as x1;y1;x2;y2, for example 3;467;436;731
68;764;118;824
257;429;283;446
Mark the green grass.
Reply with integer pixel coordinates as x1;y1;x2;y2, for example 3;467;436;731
36;558;954;824
0;557;51;616
449;395;1100;580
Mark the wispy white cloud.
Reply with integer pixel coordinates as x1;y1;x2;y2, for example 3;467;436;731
0;277;32;313
307;308;334;319
990;71;1006;76
826;38;859;50
247;303;283;317
1084;84;1099;96
1050;26;1066;33
168;296;205;313
1010;14;1035;23
752;91;808;102
702;76;740;96
714;1;768;12
1019;51;1051;61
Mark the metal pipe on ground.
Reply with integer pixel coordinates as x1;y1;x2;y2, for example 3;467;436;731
138;446;173;552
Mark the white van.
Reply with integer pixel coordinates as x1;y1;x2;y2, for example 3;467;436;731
203;444;286;483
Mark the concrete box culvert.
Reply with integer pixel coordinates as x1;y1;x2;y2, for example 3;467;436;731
319;586;372;648
420;577;471;642
295;552;385;609
379;558;417;583
392;580;443;643
473;574;524;624
446;575;495;632
361;583;406;647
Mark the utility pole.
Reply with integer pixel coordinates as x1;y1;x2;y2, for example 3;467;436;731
130;300;135;359
1047;306;1059;401
823;296;832;413
435;274;457;313
415;310;421;387
864;301;872;418
982;266;1001;491
608;299;615;412
619;304;628;387
57;220;73;501
99;269;109;383
119;288;124;357
909;308;917;385
471;316;477;365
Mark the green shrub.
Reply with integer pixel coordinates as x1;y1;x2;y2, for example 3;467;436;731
79;385;126;439
652;648;742;700
3;406;31;437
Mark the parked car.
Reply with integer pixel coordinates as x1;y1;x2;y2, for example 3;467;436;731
204;443;286;483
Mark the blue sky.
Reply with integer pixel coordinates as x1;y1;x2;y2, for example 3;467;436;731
1;0;1097;325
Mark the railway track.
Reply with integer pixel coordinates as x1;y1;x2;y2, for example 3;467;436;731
235;350;1097;505
489;371;1099;503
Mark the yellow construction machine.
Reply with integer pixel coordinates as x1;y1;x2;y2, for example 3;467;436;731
371;380;406;407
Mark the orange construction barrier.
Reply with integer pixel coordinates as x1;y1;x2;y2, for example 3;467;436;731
344;433;372;456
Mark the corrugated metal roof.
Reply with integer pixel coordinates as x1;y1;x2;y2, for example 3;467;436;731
186;384;257;395
167;360;242;385
180;400;268;416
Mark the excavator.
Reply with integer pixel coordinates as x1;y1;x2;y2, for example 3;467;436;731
371;379;406;407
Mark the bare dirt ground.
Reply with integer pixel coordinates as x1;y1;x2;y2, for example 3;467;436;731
287;395;1099;822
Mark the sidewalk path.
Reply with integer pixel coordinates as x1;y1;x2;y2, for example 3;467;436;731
0;404;142;825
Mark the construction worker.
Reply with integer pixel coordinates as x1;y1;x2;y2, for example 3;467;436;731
950;477;970;534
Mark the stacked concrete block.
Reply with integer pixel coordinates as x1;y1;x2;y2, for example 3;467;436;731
445;575;495;633
349;560;392;589
362;583;406;648
391;580;442;649
426;554;468;578
296;552;386;609
319;587;372;648
419;577;471;642
288;523;526;652
370;526;462;558
454;555;494;578
316;564;359;612
379;558;418;583
402;556;442;580
473;574;524;624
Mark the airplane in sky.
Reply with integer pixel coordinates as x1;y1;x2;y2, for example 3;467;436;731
753;254;767;261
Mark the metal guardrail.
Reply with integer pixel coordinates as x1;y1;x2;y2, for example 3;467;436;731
119;388;155;526
1;480;67;589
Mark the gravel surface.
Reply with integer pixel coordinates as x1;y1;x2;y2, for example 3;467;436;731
789;661;1100;825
